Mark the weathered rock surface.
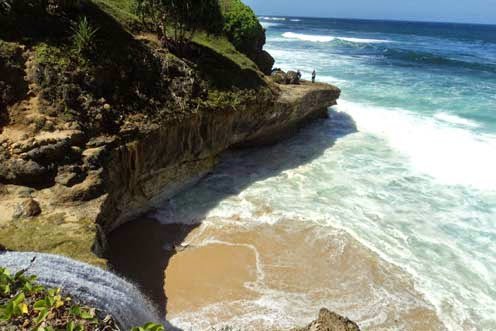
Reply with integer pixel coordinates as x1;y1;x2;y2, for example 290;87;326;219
293;308;361;331
101;81;340;232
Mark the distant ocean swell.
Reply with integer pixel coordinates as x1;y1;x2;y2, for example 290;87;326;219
280;32;496;73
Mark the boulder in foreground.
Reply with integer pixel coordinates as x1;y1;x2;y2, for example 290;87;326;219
294;308;361;331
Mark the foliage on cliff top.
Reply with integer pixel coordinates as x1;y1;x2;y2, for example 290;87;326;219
0;265;165;330
220;0;264;56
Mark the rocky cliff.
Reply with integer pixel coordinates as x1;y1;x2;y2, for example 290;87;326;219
0;73;339;265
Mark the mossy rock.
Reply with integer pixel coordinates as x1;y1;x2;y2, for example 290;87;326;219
0;216;105;267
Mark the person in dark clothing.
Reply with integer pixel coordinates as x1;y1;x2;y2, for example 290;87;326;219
312;69;316;83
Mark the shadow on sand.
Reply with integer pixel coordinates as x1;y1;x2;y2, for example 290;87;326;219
106;109;357;327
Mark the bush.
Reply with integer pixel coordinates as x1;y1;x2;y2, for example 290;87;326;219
221;0;263;55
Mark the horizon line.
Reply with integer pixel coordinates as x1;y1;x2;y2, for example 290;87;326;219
256;14;496;27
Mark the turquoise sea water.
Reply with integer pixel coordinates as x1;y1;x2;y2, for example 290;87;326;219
159;18;496;330
261;17;496;330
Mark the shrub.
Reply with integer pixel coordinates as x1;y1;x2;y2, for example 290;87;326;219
72;16;99;56
221;0;263;55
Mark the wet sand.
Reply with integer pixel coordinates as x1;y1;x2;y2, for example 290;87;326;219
107;217;198;311
165;218;447;330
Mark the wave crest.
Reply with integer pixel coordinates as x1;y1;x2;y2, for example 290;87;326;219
282;32;392;44
260;16;286;21
282;32;335;42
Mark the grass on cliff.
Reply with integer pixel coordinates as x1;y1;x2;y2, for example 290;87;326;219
91;0;138;28
192;32;257;71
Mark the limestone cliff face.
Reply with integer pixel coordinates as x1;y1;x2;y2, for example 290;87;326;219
99;82;340;232
0;80;340;263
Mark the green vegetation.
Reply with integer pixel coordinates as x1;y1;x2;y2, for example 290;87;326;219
131;322;164;331
220;0;263;56
91;0;138;27
71;16;99;56
192;31;257;71
0;266;165;330
0;265;115;330
132;0;223;47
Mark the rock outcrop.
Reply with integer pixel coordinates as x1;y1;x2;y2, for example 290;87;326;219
294;308;361;331
272;69;301;85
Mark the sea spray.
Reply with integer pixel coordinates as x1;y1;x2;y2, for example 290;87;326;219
0;252;169;330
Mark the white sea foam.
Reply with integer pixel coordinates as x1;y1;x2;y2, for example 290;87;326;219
282;32;392;44
434;112;481;128
335;100;496;191
260;16;286;21
260;22;280;29
282;32;335;42
290;19;301;22
339;37;392;43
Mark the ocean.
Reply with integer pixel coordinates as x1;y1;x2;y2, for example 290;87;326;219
125;18;496;330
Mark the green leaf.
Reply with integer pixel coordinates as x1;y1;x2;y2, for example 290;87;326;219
12;292;25;305
34;308;49;325
0;283;10;295
66;321;75;331
80;309;94;319
144;322;165;331
69;305;81;316
14;269;26;280
34;299;48;310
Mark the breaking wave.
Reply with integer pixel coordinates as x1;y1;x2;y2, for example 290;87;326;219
282;32;392;44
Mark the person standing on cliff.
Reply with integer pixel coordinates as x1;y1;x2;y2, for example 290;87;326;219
312;69;316;83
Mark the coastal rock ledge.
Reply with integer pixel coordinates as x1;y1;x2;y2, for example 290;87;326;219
0;81;340;264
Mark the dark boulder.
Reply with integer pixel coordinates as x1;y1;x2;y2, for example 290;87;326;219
253;50;275;76
0;158;51;187
270;69;301;85
286;70;300;84
271;69;287;84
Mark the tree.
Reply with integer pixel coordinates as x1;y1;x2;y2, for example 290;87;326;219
133;0;223;49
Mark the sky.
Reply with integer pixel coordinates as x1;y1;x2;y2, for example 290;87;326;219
243;0;496;25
